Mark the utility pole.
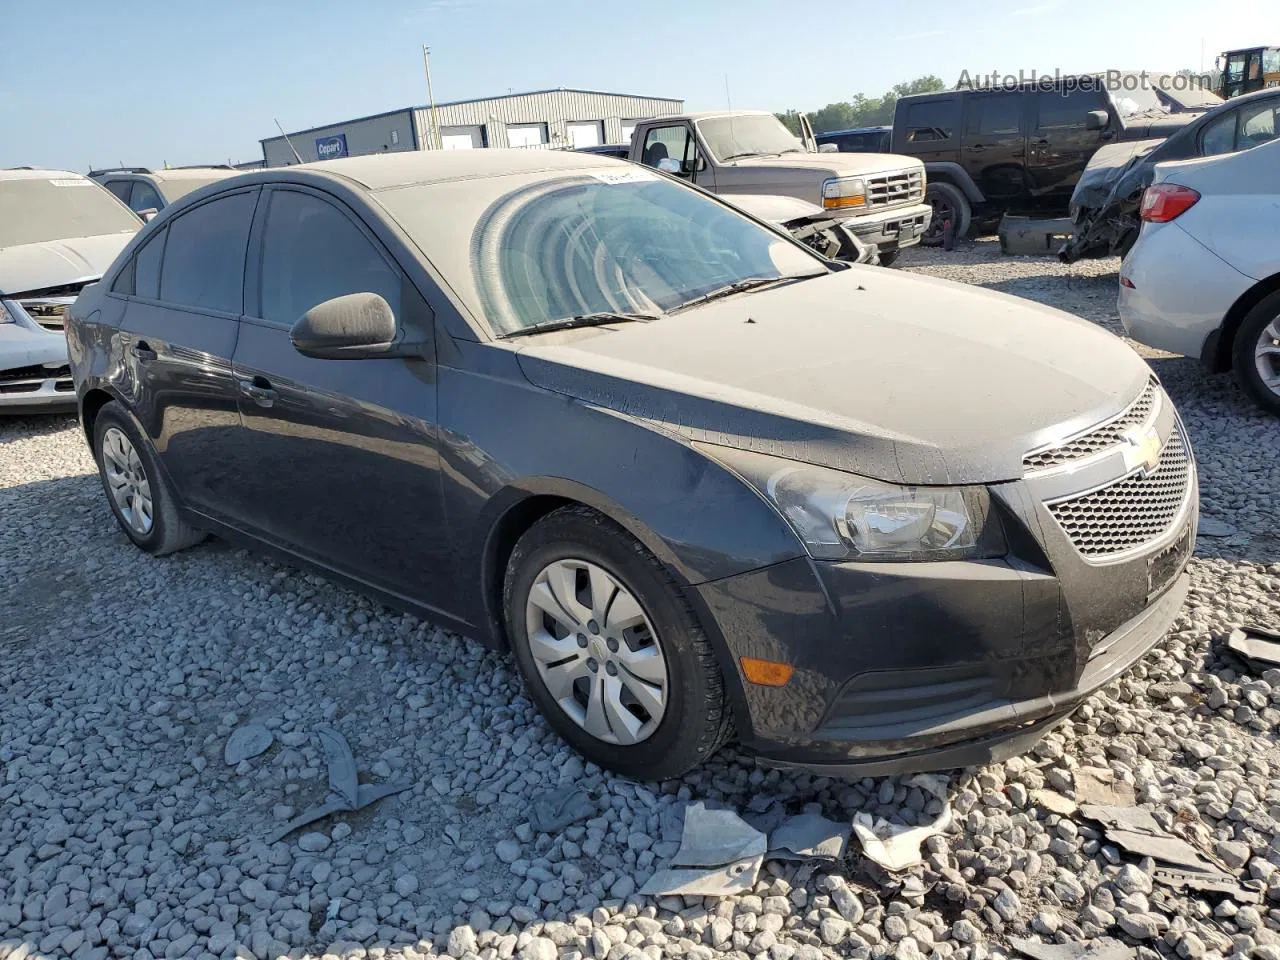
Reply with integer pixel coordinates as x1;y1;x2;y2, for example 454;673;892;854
423;45;442;150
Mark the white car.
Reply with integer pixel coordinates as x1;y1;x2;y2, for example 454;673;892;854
1;169;140;413
1118;137;1280;414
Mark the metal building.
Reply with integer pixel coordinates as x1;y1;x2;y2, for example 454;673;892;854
260;88;684;166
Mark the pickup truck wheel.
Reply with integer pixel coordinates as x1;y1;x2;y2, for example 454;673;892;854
876;249;900;268
1233;291;1280;416
922;183;971;248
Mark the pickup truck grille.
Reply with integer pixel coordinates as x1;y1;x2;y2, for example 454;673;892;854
864;169;924;210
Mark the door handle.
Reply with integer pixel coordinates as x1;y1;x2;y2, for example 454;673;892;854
970;144;986;152
130;341;157;361
237;376;277;408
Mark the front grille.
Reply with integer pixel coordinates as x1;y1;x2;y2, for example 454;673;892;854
1046;424;1192;558
0;363;72;394
17;299;70;332
864;169;924;209
1024;379;1159;471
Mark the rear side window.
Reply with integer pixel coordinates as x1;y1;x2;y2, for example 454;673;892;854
134;228;166;299
159;192;256;314
905;101;957;142
1200;112;1237;156
259;190;402;326
966;95;1023;136
1035;89;1105;129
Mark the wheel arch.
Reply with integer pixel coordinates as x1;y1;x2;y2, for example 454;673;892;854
79;385;123;450
922;162;985;204
1206;271;1280;373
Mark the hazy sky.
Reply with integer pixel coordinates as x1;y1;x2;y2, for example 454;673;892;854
3;0;1276;171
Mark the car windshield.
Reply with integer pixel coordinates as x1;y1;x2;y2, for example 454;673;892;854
158;176;233;203
696;115;806;161
1102;75;1169;118
0;176;140;248
375;167;826;335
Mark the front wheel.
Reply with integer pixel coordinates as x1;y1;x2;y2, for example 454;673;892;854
1233;291;1280;416
504;505;733;780
876;249;900;268
921;182;972;248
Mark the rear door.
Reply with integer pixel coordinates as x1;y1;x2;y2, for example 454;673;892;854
229;185;451;609
115;187;259;518
961;91;1030;202
1026;86;1111;205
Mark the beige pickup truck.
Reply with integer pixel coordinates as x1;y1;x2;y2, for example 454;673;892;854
629;111;931;264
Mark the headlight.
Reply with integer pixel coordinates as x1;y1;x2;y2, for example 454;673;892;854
0;300;18;324
698;445;1005;561
822;177;866;210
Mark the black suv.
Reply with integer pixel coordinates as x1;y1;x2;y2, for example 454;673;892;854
892;76;1205;244
815;126;892;153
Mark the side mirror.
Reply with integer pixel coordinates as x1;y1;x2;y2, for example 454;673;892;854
656;157;682;175
290;292;397;359
137;208;158;221
1086;110;1109;131
681;155;707;175
818;143;839;153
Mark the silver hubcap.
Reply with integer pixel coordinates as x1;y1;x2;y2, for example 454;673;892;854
524;558;668;745
1254;316;1280;396
102;427;154;535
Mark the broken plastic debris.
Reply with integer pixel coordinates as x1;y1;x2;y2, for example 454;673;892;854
224;724;274;765
267;797;350;845
852;806;953;872
1151;866;1262;902
1080;804;1230;879
906;773;951;801
1074;766;1135;807
1032;789;1078;817
529;785;596;833
768;812;849;861
1226;626;1280;668
325;898;342;922
640;802;766;898
742;796;788;836
1196;516;1236;538
316;726;359;809
1009;936;1135;960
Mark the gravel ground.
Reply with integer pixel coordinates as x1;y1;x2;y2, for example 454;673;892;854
2;242;1279;960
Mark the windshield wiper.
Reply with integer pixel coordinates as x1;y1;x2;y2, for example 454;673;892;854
720;151;764;161
500;312;658;339
670;274;824;313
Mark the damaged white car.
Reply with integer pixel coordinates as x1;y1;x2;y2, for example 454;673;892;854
1;169;140;414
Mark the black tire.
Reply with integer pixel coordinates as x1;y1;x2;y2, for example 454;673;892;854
504;505;733;780
92;401;207;555
876;249;900;268
1232;291;1280;416
921;182;972;248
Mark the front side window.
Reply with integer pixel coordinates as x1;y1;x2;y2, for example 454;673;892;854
1035;89;1105;129
129;181;164;214
1200;111;1237;156
0;177;140;248
260;190;402;326
376;171;826;336
696;115;804;161
640;125;693;170
966;95;1023;137
159;191;255;313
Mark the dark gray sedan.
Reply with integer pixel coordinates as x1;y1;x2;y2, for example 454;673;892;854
66;150;1196;780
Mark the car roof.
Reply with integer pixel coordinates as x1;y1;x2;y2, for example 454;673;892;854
285;148;628;191
147;168;238;181
0;168;84;182
679;110;774;121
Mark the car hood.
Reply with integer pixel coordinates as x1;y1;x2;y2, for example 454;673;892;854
1070;139;1163;210
0;233;134;296
729;152;919;177
720;193;827;224
513;269;1149;485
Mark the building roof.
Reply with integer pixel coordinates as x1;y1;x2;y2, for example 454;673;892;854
261;88;683;145
297;147;624;191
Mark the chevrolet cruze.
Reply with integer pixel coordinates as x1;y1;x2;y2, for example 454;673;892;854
66;150;1197;780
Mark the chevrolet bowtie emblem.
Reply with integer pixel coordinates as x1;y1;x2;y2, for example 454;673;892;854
1121;425;1162;476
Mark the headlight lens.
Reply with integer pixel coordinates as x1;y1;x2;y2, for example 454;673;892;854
822;177;866;210
699;445;1004;561
0;300;17;324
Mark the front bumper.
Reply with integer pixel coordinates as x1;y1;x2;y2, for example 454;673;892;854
840;202;932;251
1;314;75;414
693;423;1197;774
1119;221;1255;360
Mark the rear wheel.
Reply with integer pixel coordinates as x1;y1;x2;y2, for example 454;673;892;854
93;401;206;555
1233;291;1280;416
921;182;971;248
504;505;732;780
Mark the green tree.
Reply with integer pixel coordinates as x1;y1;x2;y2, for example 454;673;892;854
779;75;948;135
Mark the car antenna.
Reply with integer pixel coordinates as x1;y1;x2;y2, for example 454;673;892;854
274;118;304;165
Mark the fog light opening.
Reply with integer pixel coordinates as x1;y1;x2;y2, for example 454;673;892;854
740;657;794;687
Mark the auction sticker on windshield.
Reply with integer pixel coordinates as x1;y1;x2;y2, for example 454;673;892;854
587;168;659;185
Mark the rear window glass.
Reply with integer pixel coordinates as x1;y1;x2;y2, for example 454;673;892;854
904;101;956;142
0;177;140;248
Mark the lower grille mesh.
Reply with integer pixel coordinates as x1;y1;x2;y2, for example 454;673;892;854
1046;424;1191;558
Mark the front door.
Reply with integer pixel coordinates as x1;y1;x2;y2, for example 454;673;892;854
116;187;259;521
229;186;452;612
638;123;713;189
1026;87;1111;206
961;91;1030;203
